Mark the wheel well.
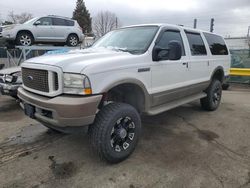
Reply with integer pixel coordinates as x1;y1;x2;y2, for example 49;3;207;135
68;33;79;40
211;68;224;83
103;83;146;113
16;30;34;40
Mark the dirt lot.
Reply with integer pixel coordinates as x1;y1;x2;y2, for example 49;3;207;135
0;87;250;188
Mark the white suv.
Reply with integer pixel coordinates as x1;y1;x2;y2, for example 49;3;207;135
18;24;230;163
2;15;84;46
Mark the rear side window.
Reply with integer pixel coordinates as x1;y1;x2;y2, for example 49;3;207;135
65;20;74;26
203;33;228;55
157;30;185;56
185;32;207;56
53;18;67;26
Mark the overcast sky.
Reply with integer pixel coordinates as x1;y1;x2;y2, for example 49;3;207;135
0;0;250;37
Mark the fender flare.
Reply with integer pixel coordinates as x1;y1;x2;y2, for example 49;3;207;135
101;78;151;112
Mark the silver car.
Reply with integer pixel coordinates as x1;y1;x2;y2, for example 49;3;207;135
2;15;84;47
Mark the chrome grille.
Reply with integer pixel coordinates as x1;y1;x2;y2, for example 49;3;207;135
54;73;59;90
22;67;49;92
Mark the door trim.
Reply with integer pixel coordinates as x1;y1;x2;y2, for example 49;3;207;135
151;81;210;107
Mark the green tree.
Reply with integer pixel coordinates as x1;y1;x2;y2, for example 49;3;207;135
72;0;92;34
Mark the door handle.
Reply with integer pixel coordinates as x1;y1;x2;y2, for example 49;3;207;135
182;62;189;68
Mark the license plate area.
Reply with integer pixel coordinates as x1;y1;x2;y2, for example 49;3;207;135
24;103;35;119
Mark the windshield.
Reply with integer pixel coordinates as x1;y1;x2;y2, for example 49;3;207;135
24;17;38;24
92;26;159;54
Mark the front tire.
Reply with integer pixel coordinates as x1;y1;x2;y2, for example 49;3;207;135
88;103;141;163
200;79;222;111
16;32;33;46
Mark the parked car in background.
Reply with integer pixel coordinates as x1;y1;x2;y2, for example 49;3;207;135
2;15;84;47
0;66;22;98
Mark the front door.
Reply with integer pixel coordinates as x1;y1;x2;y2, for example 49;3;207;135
33;17;55;41
151;29;190;107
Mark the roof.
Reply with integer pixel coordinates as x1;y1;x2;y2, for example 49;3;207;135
121;23;221;36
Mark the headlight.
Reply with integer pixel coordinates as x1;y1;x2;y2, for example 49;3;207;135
3;25;15;31
5;75;13;83
12;72;22;83
63;73;92;95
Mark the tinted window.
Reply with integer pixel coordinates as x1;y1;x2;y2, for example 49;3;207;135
157;30;185;56
204;33;228;55
53;18;66;26
65;20;74;26
186;32;207;55
37;17;52;26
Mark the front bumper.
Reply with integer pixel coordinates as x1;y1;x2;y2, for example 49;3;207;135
2;30;16;41
0;83;20;97
18;87;102;127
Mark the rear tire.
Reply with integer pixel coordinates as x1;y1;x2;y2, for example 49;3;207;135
88;103;141;163
200;79;222;111
16;32;34;46
66;34;79;47
222;83;230;90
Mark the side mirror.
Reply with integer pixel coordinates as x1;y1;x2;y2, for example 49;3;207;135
153;40;182;61
34;21;41;26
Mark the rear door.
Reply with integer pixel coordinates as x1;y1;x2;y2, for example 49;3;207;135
51;18;69;41
184;31;210;84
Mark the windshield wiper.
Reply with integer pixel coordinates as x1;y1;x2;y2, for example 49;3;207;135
115;48;142;54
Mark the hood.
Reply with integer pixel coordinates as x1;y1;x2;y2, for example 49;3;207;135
0;66;21;75
24;48;136;73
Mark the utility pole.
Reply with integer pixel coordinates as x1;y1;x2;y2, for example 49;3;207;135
193;18;197;29
115;17;118;29
247;26;250;57
210;18;214;32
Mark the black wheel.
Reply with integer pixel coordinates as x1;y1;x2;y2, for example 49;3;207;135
16;32;34;46
222;83;230;90
88;103;141;163
67;34;79;47
200;79;222;111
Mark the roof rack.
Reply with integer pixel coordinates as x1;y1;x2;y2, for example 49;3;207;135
47;15;73;20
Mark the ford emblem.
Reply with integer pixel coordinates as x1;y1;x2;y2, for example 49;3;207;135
27;75;33;81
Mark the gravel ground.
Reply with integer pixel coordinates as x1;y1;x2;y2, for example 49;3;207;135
0;86;250;188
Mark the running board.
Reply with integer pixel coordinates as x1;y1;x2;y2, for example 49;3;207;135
147;92;207;115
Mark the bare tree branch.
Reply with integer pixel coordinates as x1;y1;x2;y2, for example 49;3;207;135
8;11;33;24
92;11;121;38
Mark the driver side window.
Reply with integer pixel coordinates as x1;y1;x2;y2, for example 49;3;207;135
158;30;185;56
36;17;52;26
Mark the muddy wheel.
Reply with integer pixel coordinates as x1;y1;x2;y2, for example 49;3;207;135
88;103;141;163
201;79;222;111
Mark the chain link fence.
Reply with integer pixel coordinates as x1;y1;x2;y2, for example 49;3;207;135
230;49;250;84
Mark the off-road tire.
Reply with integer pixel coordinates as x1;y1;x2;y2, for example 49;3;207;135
16;32;34;46
66;34;79;47
88;102;141;163
200;79;222;111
